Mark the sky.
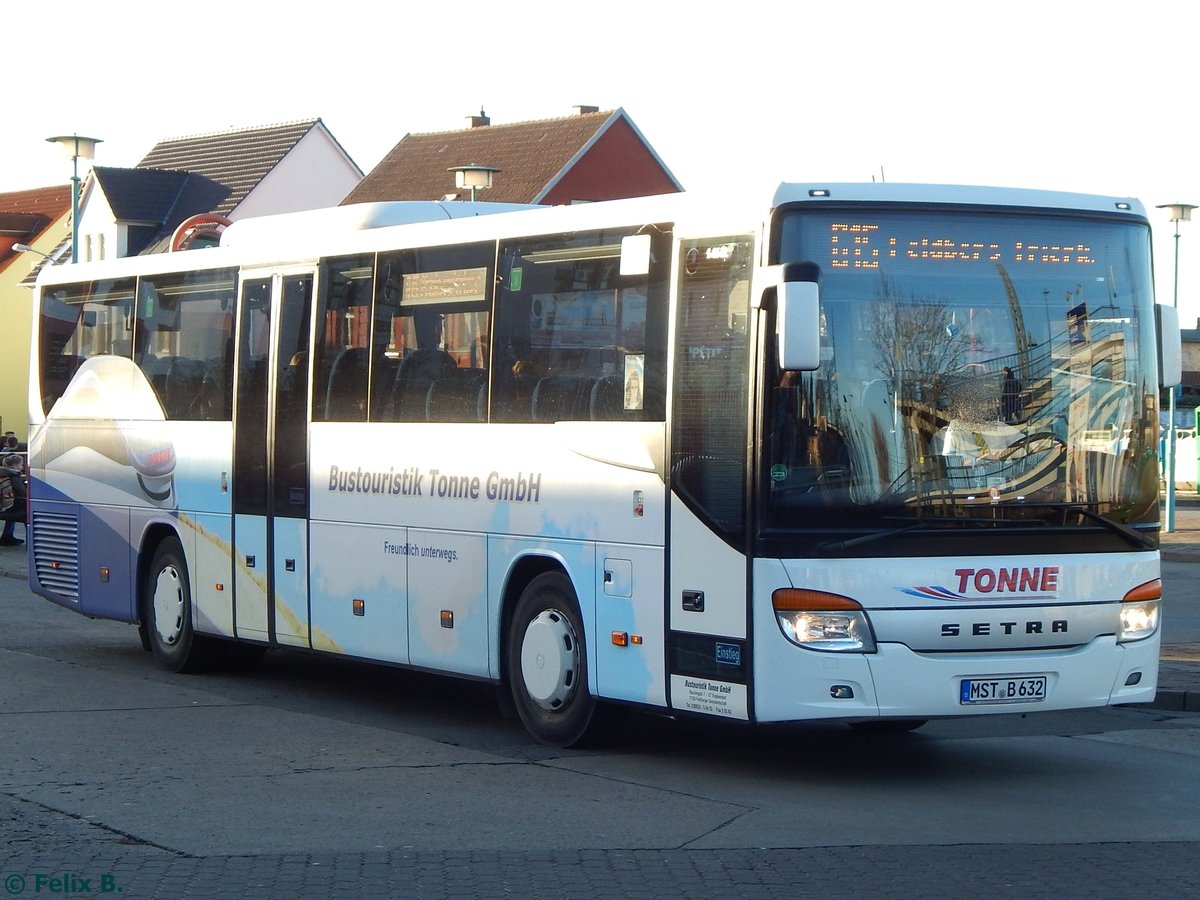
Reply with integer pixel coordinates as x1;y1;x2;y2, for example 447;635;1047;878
6;0;1197;323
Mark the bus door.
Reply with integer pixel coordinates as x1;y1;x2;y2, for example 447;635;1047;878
666;234;755;721
232;270;314;647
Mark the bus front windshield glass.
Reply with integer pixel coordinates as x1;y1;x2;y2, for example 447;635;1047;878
764;208;1159;534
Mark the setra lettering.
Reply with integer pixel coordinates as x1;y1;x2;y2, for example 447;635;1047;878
942;619;1069;638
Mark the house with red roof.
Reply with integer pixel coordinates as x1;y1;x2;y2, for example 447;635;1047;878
343;107;682;206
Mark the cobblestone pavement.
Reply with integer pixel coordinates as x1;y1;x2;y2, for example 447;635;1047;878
2;791;1198;900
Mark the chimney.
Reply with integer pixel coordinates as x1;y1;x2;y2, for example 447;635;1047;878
572;105;599;116
467;107;490;128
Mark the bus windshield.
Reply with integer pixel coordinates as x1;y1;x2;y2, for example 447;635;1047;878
763;207;1159;535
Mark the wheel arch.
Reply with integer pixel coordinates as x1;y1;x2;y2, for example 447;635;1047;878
498;551;576;684
136;522;183;628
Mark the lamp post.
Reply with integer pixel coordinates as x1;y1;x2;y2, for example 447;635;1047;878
448;164;500;202
1157;202;1196;533
46;134;102;263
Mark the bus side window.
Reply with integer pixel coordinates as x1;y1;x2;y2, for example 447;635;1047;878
373;243;493;423
312;255;373;423
136;269;236;421
494;225;669;424
38;278;137;415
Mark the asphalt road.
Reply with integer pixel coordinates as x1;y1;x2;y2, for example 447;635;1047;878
1163;560;1200;644
2;570;1199;898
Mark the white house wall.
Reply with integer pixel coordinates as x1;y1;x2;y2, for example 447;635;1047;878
232;129;362;219
77;185;124;262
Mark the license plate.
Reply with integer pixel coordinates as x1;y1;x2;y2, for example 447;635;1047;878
960;675;1047;705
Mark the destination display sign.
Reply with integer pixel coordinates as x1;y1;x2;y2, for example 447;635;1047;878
827;222;1097;270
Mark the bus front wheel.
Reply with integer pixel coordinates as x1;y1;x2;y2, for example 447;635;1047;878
507;572;603;748
143;537;214;673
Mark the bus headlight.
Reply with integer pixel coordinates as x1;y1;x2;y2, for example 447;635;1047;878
1119;580;1161;643
772;589;876;652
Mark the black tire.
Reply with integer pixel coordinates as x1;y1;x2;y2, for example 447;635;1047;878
506;571;604;747
143;536;215;673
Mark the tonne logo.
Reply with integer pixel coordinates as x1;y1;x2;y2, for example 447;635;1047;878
899;566;1060;601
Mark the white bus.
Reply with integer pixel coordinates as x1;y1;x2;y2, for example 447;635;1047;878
26;184;1179;745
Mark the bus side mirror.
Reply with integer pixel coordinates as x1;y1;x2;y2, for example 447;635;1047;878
777;280;821;371
1157;303;1182;388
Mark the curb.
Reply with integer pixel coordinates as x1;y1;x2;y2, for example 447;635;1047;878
1161;549;1200;564
1149;690;1200;713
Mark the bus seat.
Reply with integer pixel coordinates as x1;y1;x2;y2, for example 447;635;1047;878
427;370;486;422
390;375;435;421
370;356;398;420
532;375;594;423
191;364;228;421
589;375;631;420
164;358;202;419
323;347;369;420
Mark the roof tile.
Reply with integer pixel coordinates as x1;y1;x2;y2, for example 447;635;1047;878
0;185;71;219
344;110;621;205
137;120;320;215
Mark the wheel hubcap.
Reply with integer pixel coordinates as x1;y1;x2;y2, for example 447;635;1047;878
520;609;579;711
152;565;185;645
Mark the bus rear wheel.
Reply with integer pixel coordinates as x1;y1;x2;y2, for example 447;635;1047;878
143;536;215;673
507;572;604;748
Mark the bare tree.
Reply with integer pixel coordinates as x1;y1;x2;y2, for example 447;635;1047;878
868;277;969;415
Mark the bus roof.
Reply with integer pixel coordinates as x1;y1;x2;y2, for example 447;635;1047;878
31;183;1149;288
771;182;1148;219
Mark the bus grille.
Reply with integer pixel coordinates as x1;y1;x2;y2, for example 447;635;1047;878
32;511;80;600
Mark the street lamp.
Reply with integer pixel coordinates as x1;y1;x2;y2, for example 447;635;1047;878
448;164;500;202
1157;202;1196;533
12;243;52;260
46;134;102;263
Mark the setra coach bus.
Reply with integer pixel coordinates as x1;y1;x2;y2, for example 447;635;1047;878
26;183;1181;745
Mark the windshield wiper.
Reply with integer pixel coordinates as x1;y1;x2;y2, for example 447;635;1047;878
815;515;1044;556
816;522;929;555
1011;502;1156;550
